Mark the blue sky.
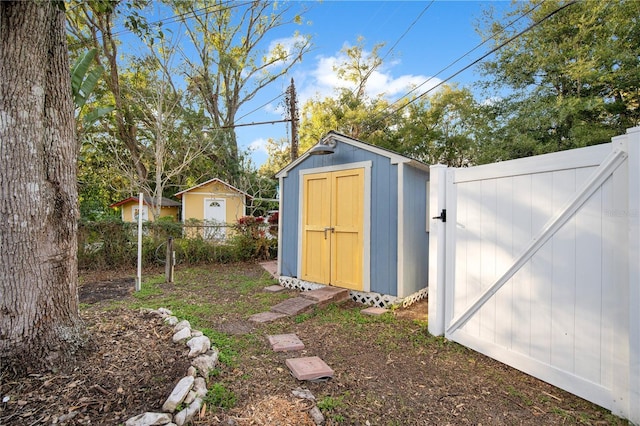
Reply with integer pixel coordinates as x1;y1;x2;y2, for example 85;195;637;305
233;1;514;167
118;1;515;167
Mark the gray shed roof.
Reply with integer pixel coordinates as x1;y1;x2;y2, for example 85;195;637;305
276;131;429;178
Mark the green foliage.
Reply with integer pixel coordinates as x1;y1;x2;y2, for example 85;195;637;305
204;383;237;410
317;393;348;422
133;276;164;299
298;37;485;166
475;0;640;161
317;394;346;411
71;48;101;109
78;217;136;269
200;329;239;367
77;218;277;269
71;48;114;127
258;137;291;177
231;216;278;261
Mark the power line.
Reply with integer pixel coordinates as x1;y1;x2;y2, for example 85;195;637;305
68;1;251;49
384;0;546;113
236;92;287;122
207;119;291;131
377;0;577;123
211;2;560;134
379;1;434;66
350;1;434;99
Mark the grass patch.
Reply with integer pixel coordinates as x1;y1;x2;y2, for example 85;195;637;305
317;393;348;423
204;383;237;410
132;275;164;299
317;394;346;411
200;329;240;367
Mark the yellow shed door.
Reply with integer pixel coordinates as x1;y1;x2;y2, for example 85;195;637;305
301;168;364;291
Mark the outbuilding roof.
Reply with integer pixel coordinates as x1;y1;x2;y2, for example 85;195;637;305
276;131;429;178
174;178;252;199
109;195;181;208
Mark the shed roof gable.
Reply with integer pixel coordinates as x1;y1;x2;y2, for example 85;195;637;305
276;131;429;178
174;178;251;199
109;195;181;208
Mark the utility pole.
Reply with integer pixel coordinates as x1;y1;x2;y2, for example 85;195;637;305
286;78;299;161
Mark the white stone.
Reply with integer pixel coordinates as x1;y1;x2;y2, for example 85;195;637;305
162;376;195;413
172;328;191;343
292;387;315;401
125;412;173;426
173;320;191;333
191;349;219;376
187;336;211;358
190;330;203;337
164;316;178;326
309;406;325;425
158;308;173;316
193;377;207;397
183;390;196;405
187;366;197;377
173;398;202;426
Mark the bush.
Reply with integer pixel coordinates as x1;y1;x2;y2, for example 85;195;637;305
77;217;278;270
233;216;277;260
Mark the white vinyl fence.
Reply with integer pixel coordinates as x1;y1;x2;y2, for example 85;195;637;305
428;126;640;424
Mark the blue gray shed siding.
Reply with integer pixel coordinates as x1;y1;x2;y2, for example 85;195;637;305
400;164;430;296
278;133;429;299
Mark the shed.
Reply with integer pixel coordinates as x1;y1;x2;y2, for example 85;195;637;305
109;195;180;222
276;131;430;307
174;178;250;239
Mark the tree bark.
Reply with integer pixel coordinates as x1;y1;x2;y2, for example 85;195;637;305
0;1;87;374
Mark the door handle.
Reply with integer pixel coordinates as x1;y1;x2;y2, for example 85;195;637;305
432;209;446;222
323;227;335;239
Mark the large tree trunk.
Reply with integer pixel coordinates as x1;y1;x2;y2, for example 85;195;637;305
0;1;87;374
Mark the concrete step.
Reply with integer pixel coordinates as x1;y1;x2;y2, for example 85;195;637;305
270;296;317;316
301;286;350;307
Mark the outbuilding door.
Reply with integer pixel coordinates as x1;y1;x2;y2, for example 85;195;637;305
204;198;226;239
301;168;364;290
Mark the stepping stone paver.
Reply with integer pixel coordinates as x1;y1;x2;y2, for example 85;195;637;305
271;296;317;315
301;287;349;306
259;261;279;279
248;311;288;323
286;356;334;381
267;333;305;352
264;284;286;293
361;307;389;316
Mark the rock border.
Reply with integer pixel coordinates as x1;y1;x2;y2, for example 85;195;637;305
124;308;217;426
124;308;325;426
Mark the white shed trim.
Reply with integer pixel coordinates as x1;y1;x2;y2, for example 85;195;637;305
295;161;372;292
397;162;405;298
276;131;428;178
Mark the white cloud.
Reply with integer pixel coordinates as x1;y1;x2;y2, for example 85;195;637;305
296;46;442;106
248;137;268;153
481;96;502;106
265;35;308;69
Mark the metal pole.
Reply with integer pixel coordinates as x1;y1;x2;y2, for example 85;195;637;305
165;236;174;283
136;193;143;291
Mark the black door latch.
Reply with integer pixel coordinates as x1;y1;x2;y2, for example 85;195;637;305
432;209;446;222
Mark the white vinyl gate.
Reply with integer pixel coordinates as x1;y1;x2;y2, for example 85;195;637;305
428;127;640;424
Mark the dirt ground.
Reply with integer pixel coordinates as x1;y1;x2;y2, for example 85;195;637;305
0;263;625;425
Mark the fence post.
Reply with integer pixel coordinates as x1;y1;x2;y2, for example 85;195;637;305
136;193;143;292
165;236;174;283
625;126;640;425
428;165;447;336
